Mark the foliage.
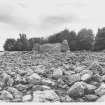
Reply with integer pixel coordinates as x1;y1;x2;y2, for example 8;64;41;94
4;27;105;51
94;27;105;51
76;28;94;50
3;39;16;51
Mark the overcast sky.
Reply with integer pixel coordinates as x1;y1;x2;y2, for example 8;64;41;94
0;0;105;50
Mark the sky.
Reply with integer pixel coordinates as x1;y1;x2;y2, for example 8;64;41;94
0;0;105;50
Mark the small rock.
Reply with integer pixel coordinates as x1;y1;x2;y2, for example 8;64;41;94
15;84;27;92
89;81;100;87
85;94;98;101
67;74;81;85
23;94;32;102
27;73;41;84
32;85;51;91
34;65;46;75
81;71;93;82
33;90;60;102
17;70;27;76
41;78;55;86
60;95;72;102
74;66;85;73
89;62;103;75
14;74;22;84
96;95;105;102
0;72;11;87
91;74;103;82
7;78;14;86
74;98;85;102
102;75;105;82
52;67;63;79
0;90;13;101
95;83;105;96
85;83;97;94
67;82;86;98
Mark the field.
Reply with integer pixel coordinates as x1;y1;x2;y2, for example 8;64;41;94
0;50;105;102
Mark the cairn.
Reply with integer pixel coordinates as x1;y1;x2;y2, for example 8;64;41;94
61;40;70;53
32;43;40;54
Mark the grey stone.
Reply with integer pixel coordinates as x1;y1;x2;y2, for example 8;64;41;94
7;87;23;101
95;83;105;96
32;85;51;91
23;94;32;102
52;67;63;79
81;71;93;82
96;95;105;102
27;73;41;84
0;90;13;101
85;94;98;101
85;83;97;94
67;82;86;98
33;90;60;102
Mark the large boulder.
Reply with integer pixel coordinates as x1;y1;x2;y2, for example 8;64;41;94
67;82;86;98
0;90;13;101
96;95;105;102
6;87;23;102
0;72;11;87
32;90;60;102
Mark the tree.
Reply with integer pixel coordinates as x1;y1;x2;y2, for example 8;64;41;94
14;33;30;51
47;29;77;51
3;38;16;51
77;28;94;50
94;27;105;51
47;29;70;43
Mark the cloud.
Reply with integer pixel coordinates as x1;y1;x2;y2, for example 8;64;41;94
38;14;79;30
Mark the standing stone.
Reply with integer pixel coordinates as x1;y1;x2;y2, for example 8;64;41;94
32;43;40;54
61;40;70;52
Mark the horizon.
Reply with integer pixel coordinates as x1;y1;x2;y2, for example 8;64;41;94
0;0;105;50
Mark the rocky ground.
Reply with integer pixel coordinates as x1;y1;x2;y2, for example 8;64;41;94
0;50;105;102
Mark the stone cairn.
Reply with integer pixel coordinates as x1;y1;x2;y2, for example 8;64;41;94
61;40;70;53
32;43;40;54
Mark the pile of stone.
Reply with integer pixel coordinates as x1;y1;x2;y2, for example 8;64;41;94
0;48;105;102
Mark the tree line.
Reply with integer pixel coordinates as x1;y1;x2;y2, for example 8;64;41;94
3;27;105;51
